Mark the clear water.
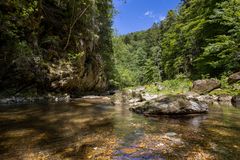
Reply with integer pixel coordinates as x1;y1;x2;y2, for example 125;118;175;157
0;100;239;160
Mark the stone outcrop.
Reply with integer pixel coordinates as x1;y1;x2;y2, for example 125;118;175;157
191;79;221;94
0;55;108;98
48;55;107;93
130;95;208;116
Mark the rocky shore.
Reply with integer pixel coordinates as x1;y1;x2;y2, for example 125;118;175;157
112;72;240;116
1;72;239;114
0;94;71;105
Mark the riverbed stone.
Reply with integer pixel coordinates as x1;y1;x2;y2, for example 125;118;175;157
228;72;240;84
130;95;208;116
192;79;221;95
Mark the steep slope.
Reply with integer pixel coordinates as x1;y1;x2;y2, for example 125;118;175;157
0;0;113;96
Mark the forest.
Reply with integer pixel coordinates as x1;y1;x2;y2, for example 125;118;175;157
0;0;240;96
112;0;240;88
0;0;240;160
0;0;114;97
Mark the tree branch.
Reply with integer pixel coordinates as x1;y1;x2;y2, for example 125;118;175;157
64;6;90;51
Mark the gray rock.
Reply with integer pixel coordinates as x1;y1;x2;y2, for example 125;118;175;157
111;91;124;105
0;94;71;104
165;132;177;137
228;72;240;84
218;95;232;102
142;93;159;101
232;96;240;107
78;96;111;105
135;86;146;93
122;88;145;104
196;95;218;104
185;92;200;99
192;79;221;94
130;95;208;116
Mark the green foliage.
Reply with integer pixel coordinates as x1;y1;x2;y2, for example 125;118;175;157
144;77;192;95
113;0;240;86
15;41;33;57
112;26;162;87
210;75;240;96
68;51;85;61
210;88;240;96
0;0;114;94
111;36;138;88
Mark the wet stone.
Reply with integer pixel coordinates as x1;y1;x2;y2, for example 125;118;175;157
165;132;177;137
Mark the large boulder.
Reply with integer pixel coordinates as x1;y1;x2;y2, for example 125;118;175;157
191;79;221;95
129;95;208;116
228;72;240;84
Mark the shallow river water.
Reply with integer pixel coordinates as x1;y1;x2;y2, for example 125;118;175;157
0;100;239;160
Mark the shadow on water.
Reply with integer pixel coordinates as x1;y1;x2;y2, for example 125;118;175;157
0;102;116;159
0;101;240;159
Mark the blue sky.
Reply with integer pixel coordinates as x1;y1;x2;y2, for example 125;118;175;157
113;0;181;35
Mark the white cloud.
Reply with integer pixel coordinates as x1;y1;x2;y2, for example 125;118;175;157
144;11;155;18
159;15;166;21
144;11;166;22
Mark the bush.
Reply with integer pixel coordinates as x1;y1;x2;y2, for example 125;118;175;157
145;76;192;95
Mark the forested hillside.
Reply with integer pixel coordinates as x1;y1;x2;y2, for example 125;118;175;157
0;0;113;96
113;0;240;87
0;0;239;95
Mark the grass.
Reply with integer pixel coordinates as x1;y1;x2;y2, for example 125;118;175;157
209;75;240;96
144;78;192;95
121;78;192;95
123;75;240;96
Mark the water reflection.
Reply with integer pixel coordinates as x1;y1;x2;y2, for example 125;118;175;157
0;102;239;159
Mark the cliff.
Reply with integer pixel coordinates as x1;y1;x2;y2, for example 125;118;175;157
0;0;113;97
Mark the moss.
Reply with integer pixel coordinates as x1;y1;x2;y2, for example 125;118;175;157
209;89;240;96
209;77;240;96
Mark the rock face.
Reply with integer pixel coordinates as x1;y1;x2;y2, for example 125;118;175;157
48;55;107;93
0;55;107;97
0;1;112;96
228;72;240;84
192;79;221;94
130;95;208;116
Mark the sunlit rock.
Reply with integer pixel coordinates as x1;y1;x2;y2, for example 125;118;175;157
228;71;240;84
130;95;208;116
192;79;221;94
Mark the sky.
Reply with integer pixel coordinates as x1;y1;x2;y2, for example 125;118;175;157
113;0;181;35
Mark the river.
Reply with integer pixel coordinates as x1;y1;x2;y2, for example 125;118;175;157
0;99;239;159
